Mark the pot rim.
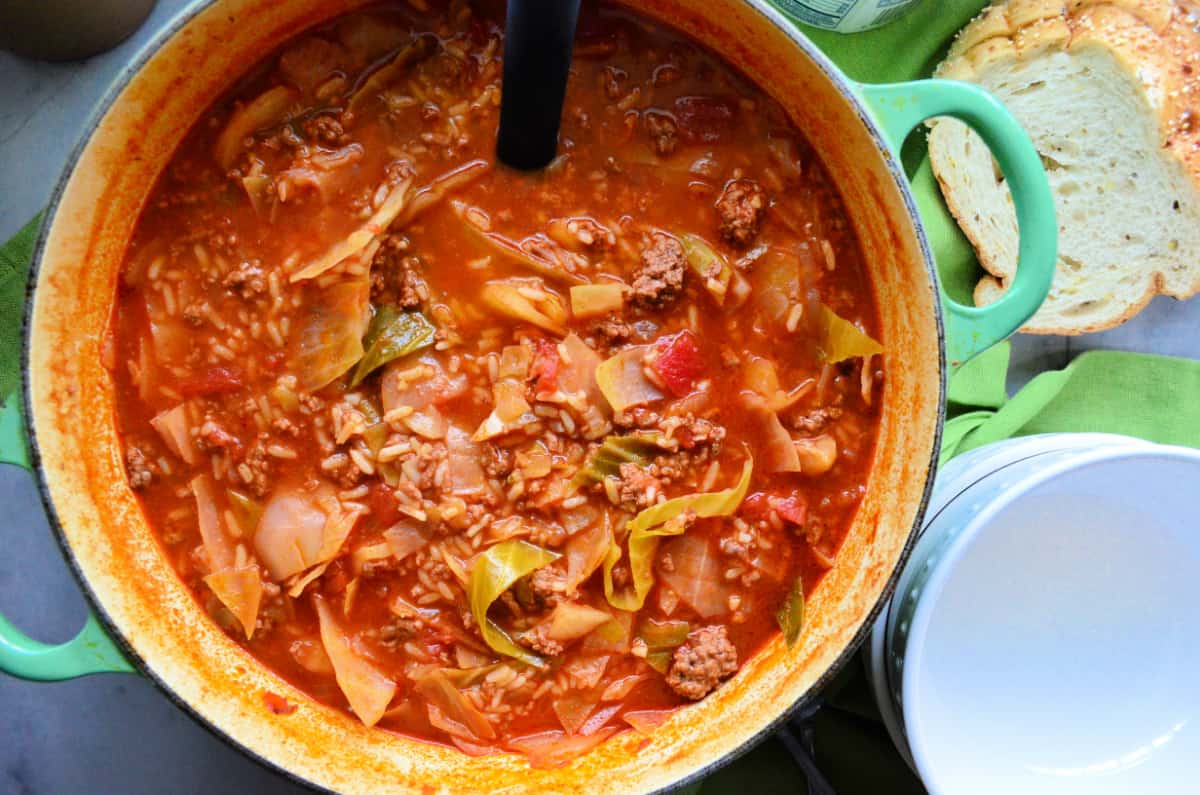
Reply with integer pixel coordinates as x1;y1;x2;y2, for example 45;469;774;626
18;0;945;791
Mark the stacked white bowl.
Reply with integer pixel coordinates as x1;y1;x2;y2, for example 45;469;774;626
865;433;1200;794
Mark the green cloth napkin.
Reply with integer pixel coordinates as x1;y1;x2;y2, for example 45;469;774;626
0;214;39;408
5;1;1199;792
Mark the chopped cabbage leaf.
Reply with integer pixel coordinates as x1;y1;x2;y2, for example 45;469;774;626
479;279;567;335
468;540;561;666
564;520;612;592
557;333;610;435
214;85;297;170
293;275;371;391
595;346;663;413
226;489;263;537
446;425;488;494
397;160;491;227
571;433;672;488
816;303;883;363
315;597;396;727
603;456;753;611
680;233;732;305
776;575;805;646
415;669;496;741
152;405;197;465
552;686;602;735
191;474;234;571
347;308;435;388
543;602;614;643
255;485;362;581
569;283;625;318
659;535;728;617
291;176;412;282
383;521;431;561
744;394;800;473
346;36;434;115
203;565;263;640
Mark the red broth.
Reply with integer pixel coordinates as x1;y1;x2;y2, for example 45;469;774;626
109;0;882;765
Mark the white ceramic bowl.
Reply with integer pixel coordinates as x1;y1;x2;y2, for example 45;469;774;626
866;434;1200;793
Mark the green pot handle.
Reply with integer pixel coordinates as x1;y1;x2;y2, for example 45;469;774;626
857;79;1056;367
0;395;134;679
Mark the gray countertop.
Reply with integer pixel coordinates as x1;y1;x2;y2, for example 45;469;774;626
1;2;1196;793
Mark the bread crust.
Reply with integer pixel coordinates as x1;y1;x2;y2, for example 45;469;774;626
931;0;1200;334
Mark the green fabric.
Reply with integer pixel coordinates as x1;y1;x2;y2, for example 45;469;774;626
943;345;1200;461
5;0;1197;791
0;214;39;408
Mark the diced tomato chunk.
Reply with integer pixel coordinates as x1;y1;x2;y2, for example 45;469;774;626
740;491;807;527
179;367;245;397
771;495;808;527
741;492;771;520
650;330;704;397
366;482;402;527
673;95;737;143
530;338;560;395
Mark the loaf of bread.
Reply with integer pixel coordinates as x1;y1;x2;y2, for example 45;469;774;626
929;0;1200;334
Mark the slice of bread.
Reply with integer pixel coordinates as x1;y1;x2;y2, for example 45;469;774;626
929;0;1200;334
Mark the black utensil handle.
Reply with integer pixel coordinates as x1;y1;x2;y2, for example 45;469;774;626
496;0;581;170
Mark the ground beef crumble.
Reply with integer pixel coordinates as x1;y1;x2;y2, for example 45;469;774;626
528;564;567;608
644;110;679;156
591;314;632;347
522;623;565;657
632;232;686;306
223;260;267;298
126;446;153;489
615;461;662;512
791;407;842;434
715;178;767;247
667;625;738;700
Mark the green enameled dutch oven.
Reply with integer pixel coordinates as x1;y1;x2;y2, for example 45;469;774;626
0;0;1056;791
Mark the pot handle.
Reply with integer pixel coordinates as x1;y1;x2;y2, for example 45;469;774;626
0;396;134;679
857;79;1056;366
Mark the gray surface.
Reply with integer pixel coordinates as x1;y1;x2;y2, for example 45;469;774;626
0;2;1196;793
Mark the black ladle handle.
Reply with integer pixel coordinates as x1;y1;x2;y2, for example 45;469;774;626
496;0;582;170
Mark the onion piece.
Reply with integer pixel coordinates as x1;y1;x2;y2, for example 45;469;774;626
315;597;396;727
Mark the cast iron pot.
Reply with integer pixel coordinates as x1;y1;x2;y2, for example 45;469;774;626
0;0;1056;791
